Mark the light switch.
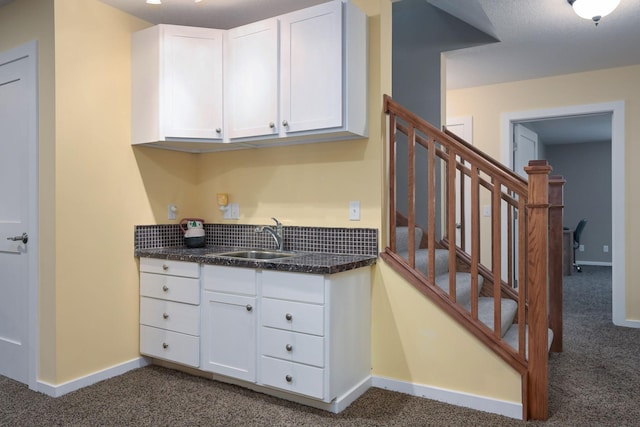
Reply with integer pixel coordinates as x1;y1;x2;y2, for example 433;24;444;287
349;201;360;221
224;203;240;220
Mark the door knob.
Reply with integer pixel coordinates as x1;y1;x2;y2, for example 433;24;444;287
6;233;28;244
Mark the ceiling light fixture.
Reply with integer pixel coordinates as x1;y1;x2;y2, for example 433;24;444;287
568;0;620;26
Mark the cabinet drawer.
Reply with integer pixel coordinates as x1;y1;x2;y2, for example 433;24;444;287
140;297;200;336
260;356;324;400
140;258;200;278
140;325;200;367
261;327;324;368
261;298;324;336
140;272;200;304
202;265;257;295
262;270;324;304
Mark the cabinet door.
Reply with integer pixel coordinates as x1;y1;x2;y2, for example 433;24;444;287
280;1;342;134
226;19;279;139
201;292;256;382
163;26;224;140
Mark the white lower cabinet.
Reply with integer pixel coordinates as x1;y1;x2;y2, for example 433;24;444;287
139;258;201;368
201;265;257;382
258;269;371;403
140;258;371;411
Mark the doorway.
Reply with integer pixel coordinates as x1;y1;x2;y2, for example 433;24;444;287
501;101;633;328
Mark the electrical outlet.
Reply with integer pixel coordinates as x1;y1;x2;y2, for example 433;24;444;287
167;204;177;220
349;201;360;221
579;244;585;252
603;245;609;253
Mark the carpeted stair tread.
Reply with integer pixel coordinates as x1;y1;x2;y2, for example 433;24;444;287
503;325;554;357
464;297;517;338
434;272;484;308
395;226;423;253
398;248;449;277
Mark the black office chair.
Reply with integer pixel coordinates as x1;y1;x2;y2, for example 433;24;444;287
573;219;588;272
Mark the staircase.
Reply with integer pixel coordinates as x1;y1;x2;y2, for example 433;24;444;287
382;95;565;421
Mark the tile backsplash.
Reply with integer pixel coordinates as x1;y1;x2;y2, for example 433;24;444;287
135;223;378;257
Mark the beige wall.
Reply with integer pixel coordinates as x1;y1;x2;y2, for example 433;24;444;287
2;0;523;404
447;65;640;322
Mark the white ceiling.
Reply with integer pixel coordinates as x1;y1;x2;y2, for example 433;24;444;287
3;0;628;144
97;0;328;29
87;0;640;91
432;0;640;90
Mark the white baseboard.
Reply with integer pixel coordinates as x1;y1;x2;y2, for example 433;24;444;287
372;375;522;420
575;260;612;267
37;357;149;397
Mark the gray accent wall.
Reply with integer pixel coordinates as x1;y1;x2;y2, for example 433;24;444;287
392;0;496;234
545;141;612;264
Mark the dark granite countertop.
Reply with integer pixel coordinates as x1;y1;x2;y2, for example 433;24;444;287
136;246;377;275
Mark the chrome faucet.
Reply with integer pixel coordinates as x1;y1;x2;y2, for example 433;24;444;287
255;217;284;251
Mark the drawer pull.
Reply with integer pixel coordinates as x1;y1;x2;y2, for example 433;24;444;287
162;285;169;292
246;304;253;312
162;264;169;271
285;313;293;321
285;374;293;383
285;344;293;352
162;342;169;349
162;313;169;320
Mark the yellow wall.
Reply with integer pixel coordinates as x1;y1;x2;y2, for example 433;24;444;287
52;0;203;382
1;0;523;404
447;65;640;321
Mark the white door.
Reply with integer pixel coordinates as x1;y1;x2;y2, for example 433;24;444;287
446;116;472;250
510;123;538;285
513;123;538;178
0;42;37;386
280;0;342;133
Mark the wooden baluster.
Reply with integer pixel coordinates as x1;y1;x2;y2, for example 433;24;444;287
548;175;566;353
407;125;416;268
388;110;397;253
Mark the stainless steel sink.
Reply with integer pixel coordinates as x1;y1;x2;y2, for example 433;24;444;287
215;250;299;260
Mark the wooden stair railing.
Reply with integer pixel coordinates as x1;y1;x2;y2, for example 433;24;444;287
382;95;564;421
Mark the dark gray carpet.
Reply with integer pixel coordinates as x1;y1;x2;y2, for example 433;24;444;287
2;266;638;426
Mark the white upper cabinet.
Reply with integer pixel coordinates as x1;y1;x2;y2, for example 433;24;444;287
131;0;368;151
225;19;279;139
280;1;343;135
132;25;225;146
227;0;368;145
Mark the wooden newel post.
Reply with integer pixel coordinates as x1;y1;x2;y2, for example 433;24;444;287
524;159;552;421
548;176;566;353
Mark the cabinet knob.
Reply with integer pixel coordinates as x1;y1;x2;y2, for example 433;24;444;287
282;120;288;127
162;285;169;292
285;374;293;383
162;313;169;320
162;342;169;349
286;344;293;352
216;127;222;133
269;122;275;129
162;264;169;271
246;304;253;312
285;313;293;321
